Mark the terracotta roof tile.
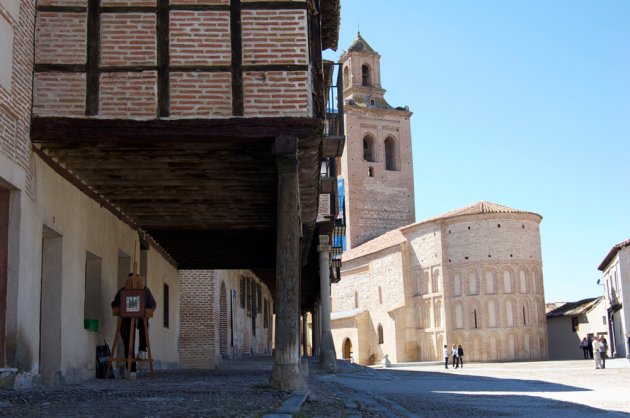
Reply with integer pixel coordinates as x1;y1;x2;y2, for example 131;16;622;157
598;238;630;271
546;297;603;318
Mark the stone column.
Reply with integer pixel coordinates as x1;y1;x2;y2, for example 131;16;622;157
318;235;337;372
270;137;305;390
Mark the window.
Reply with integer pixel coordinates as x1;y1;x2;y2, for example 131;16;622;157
572;316;579;332
378;286;382;304
384;137;398;171
473;309;478;329
84;252;102;327
368;167;374;177
263;299;269;328
163;283;170;328
363;135;375;162
343;65;350;88
246;278;252;317
240;276;245;308
361;64;370;86
377;324;384;344
354;291;358;308
257;283;262;314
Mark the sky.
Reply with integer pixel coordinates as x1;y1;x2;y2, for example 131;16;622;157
324;0;630;303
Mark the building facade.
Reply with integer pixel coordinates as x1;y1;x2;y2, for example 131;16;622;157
546;297;608;360
338;34;415;249
2;0;341;390
331;201;548;365
598;239;630;358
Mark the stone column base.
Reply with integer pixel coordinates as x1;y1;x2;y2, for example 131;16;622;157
270;362;306;390
319;331;337;373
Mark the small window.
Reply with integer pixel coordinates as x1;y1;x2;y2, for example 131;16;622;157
163;283;170;328
572;316;579;332
363;135;375;162
378;286;382;304
361;64;370;86
384;137;398;171
378;324;384;344
368;167;374;177
354;291;358;309
602;316;607;325
473;309;478;329
343;65;350;88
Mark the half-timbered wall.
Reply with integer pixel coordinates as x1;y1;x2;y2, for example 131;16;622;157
33;0;313;119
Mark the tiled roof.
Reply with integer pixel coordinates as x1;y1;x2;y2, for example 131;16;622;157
342;201;541;263
545;302;567;314
410;201;541;225
342;229;406;262
346;32;377;54
598;238;630;271
546;297;603;318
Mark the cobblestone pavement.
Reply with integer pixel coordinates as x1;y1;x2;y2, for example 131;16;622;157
1;358;628;417
0;358;388;417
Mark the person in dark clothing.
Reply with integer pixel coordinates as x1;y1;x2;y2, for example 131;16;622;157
587;337;594;359
457;344;464;368
111;274;157;376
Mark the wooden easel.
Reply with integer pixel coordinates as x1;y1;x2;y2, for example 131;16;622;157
105;261;155;380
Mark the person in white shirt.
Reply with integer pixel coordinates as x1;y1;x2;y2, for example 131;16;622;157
592;337;602;369
443;345;450;369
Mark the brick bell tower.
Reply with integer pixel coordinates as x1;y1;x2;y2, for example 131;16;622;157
339;33;415;249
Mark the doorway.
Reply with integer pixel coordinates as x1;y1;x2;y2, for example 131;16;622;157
342;338;353;360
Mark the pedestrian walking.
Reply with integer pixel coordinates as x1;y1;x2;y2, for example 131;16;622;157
443;345;450;369
457;344;464;368
592;336;602;369
580;337;589;359
452;344;458;368
599;336;608;369
587;336;594;359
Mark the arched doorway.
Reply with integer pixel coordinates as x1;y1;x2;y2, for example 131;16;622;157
342;338;353;360
219;282;228;357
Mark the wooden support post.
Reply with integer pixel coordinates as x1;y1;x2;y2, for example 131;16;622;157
270;136;305;390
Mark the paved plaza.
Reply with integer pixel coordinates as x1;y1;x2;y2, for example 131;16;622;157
0;358;628;417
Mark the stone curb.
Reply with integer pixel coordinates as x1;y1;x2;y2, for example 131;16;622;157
263;388;310;417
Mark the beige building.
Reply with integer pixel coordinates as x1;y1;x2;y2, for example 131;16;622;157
339;33;415;249
546;297;607;360
331;201;548;365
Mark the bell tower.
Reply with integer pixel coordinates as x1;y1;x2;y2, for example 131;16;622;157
339;33;415;249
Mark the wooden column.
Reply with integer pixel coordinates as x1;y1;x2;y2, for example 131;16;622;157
270;136;305;390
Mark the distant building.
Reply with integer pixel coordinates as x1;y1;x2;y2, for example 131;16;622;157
546;297;607;360
598;239;630;358
338;33;415;249
331;201;548;364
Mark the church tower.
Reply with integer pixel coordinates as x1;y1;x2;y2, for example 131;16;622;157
339;33;415;249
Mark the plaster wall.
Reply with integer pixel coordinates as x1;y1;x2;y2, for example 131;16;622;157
547;301;608;360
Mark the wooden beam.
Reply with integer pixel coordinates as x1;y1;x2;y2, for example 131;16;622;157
86;0;100;116
157;0;170;117
230;0;243;116
31;117;323;143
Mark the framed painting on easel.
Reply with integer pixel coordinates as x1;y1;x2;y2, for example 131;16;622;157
120;289;146;318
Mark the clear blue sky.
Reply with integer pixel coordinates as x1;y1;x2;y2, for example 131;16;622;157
325;0;630;303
